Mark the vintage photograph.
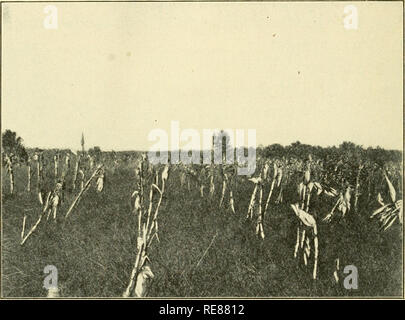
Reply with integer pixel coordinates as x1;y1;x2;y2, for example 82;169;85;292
1;1;403;299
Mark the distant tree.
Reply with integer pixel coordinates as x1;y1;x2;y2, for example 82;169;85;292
286;141;314;159
263;144;285;158
2;129;28;163
366;146;393;168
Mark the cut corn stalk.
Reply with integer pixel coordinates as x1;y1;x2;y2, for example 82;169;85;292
263;178;276;217
124;164;169;297
291;204;318;279
247;184;258;219
209;173;215;197
333;258;340;284
353;164;363;214
65;165;103;219
54;154;59;181
21;215;26;240
4;154;14;194
21;192;51;245
27;162;31;192
72;155;80;190
294;226;300;258
256;181;265;239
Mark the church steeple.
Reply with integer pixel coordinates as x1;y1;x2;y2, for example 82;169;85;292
81;132;85;153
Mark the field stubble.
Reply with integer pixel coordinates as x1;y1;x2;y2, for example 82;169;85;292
1;165;402;297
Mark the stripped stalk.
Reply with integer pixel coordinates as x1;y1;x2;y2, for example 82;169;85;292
21;215;26;240
65;165;103;218
72;155;80;190
54;154;59;181
9;161;14;194
124;164;168;297
36;155;43;204
354;164;363;214
247;184;258;219
291;204;318;280
144;185;155;235
229;190;235;214
27;162;31;192
256;181;265;239
333;258;340;283
21;192;51;245
300;228;306;249
305;186;312;212
301;185;307;210
79;170;85;191
123;242;145;297
4;155;14;194
313;225;318;280
263;179;275;217
209;173;215;197
195;232;218;269
147;184;165;245
294;225;300;258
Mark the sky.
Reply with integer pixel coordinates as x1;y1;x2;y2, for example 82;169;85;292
2;2;403;151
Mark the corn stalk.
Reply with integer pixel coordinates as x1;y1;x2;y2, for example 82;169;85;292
263;163;278;217
35;154;43;204
54;154;59;182
371;171;403;231
27;160;31;192
291;204;318;280
5;154;14;194
123;164;169;297
21;192;52;245
72;155;81;190
353;163;363;214
255;179;265;239
65;165;103;219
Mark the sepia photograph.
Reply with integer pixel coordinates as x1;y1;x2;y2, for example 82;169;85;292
1;0;403;300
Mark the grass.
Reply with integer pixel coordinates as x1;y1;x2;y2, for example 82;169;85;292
1;164;403;297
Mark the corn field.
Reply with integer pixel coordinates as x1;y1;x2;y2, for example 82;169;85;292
1;146;403;297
